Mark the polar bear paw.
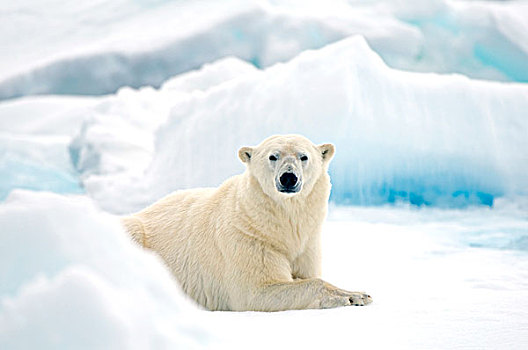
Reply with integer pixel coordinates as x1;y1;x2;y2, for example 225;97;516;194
319;288;372;308
348;292;372;306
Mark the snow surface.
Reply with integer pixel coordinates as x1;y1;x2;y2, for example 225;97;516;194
1;0;528;100
1;191;527;349
215;199;528;349
71;37;528;213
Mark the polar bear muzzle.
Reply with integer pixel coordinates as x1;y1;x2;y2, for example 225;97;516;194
277;171;301;193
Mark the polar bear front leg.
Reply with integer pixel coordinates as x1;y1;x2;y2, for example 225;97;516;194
245;278;372;311
228;237;372;311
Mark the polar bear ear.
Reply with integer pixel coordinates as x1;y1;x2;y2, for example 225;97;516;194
238;146;253;164
318;143;335;162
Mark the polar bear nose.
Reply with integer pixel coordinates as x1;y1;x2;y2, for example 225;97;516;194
280;172;298;188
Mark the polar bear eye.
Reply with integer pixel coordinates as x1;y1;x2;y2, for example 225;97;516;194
300;155;308;162
269;155;278;161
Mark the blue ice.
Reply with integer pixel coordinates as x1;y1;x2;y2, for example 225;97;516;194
0;158;84;201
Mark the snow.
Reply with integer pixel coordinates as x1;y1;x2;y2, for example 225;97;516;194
72;37;528;213
2;0;528;100
214;200;528;349
0;191;209;349
1;0;528;349
1;191;527;349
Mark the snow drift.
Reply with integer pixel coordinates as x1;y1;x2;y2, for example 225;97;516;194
71;37;528;214
1;0;528;100
0;191;210;349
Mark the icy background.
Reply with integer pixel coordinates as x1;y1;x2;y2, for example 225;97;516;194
1;0;528;349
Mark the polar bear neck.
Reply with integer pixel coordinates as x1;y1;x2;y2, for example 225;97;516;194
235;172;330;257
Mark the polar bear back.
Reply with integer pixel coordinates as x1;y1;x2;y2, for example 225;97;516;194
132;183;236;309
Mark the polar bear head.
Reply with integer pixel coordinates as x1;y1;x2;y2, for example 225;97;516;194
238;135;335;200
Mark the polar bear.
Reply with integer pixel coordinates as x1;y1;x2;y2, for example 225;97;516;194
122;134;372;311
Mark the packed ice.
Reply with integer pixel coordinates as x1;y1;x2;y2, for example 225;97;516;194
71;37;528;213
1;0;528;100
0;96;97;200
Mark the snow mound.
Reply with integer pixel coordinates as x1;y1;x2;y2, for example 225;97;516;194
2;0;528;100
73;36;528;214
69;57;257;180
0;191;210;349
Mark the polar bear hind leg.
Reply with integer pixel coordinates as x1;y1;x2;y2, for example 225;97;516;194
121;216;148;247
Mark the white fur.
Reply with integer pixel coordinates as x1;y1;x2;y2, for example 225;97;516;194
122;135;372;311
